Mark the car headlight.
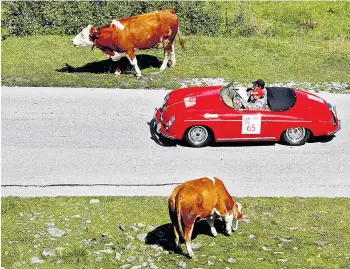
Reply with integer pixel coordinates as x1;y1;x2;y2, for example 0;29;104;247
163;94;169;105
166;115;175;130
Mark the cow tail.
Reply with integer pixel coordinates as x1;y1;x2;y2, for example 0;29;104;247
176;195;184;237
178;26;185;49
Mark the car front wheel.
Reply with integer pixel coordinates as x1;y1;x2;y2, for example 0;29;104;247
282;127;310;146
185;126;212;147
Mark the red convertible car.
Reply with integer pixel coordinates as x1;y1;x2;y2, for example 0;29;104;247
153;81;341;147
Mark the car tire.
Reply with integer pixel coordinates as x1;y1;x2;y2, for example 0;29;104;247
184;126;212;147
282;128;310;146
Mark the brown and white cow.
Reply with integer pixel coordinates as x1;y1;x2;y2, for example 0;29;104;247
72;9;184;79
168;176;242;258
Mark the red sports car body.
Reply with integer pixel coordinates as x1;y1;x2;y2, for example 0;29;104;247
154;81;341;147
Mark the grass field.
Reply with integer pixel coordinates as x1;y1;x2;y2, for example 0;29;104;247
2;196;350;268
2;35;349;90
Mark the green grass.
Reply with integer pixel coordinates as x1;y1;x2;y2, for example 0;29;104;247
1;35;349;90
2;197;350;268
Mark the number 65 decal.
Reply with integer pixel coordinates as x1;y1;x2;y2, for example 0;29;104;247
242;115;261;134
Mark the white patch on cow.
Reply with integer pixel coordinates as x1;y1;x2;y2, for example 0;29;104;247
206;176;216;184
223;213;234;235
111;20;125;30
72;25;93;47
109;52;126;61
126;55;142;78
211;208;221;217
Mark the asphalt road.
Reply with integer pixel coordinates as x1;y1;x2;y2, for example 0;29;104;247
2;86;349;197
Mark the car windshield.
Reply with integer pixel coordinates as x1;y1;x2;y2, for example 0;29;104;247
220;81;239;108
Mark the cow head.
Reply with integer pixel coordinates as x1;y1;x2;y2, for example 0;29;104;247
72;25;96;47
232;202;242;231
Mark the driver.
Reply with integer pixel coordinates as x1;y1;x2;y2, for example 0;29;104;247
241;87;267;110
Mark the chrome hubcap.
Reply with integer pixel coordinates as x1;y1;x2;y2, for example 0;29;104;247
188;126;208;145
286;128;306;143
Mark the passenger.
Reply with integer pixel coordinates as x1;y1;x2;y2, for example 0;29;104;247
247;79;267;104
241;87;267;110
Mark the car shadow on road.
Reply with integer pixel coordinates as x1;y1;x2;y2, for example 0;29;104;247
145;220;228;257
56;54;162;75
308;135;335;144
148;119;178;147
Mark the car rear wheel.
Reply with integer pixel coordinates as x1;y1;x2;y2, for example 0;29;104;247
282;128;310;146
185;126;212;147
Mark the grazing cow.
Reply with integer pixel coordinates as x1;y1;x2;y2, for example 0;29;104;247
168;177;242;258
72;9;184;79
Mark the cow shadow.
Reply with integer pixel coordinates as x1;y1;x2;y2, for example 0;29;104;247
145;220;228;256
56;54;162;74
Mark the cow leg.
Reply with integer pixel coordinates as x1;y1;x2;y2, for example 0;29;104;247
126;52;142;79
223;213;234;235
184;224;196;258
205;216;218;237
160;50;170;71
169;44;176;68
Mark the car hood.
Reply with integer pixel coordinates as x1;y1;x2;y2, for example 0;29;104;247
164;85;223;110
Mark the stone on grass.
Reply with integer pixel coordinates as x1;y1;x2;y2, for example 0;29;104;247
137;233;147;242
30;257;44;264
120;264;131;269
290;226;299;231
208;260;214;265
137;223;145;228
131;266;141;269
149;263;158;269
46;222;55;227
47;227;65;237
248;234;255;240
191;242;202;249
315;240;327;247
208;242;215;247
293;247;298;251
119;224;126;231
126;256;136;263
90;199;100;204
262;246;271;251
41;248;55;258
278;259;288;263
129;225;139;232
257;257;264;261
179;261;186;268
273;252;284;255
115;252;122;261
34;234;41;239
227;258;237;263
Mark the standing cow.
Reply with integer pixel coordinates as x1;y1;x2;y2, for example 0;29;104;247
168;177;242;258
72;9;184;79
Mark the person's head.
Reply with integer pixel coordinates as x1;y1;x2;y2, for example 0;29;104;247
252;79;265;89
250;87;264;100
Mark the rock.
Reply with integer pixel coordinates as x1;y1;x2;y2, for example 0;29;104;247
137;233;147;242
86;219;92;224
19;212;24;217
208;261;214;265
95;249;114;254
278;259;288;263
41;248;55;258
227;258;237;263
278;237;292;243
149;263;158;269
126;235;134;241
47;228;65;237
122;244;132;250
315;240;327;247
191;242;202;249
147;225;155;232
46;222;55;227
208;242;215;247
120;265;131;269
137;223;145;228
34;234;41;239
141;261;148;267
115;252;122;261
273;252;284;255
262;245;271;251
126;256;136;263
248;234;255;240
179;261;186;268
90;199;100;204
30;257;44;264
290;226;299;231
257;257;264;261
129;225;139;232
293;247;298;251
131;266;142;269
119;224;126;231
